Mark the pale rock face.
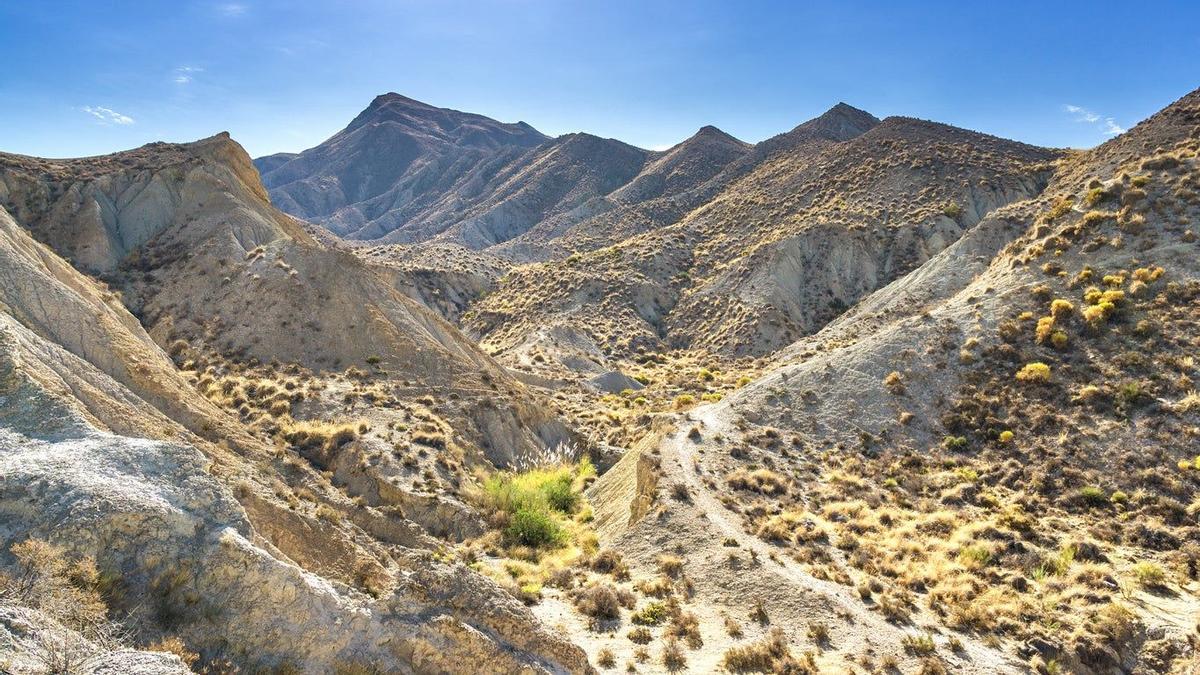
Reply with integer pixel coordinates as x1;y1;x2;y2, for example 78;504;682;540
0;317;590;674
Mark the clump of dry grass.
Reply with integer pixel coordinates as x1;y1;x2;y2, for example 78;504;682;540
573;583;635;620
727;468;789;496
279;418;362;454
657;554;684;577
146;637;200;667
1;538;126;667
588;549;630;580
661;639;686;670
721;627;790;672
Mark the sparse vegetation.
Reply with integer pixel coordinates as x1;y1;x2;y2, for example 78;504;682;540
721;628;791;672
1015;362;1051;383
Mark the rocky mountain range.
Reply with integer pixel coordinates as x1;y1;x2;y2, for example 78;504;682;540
2;86;1199;674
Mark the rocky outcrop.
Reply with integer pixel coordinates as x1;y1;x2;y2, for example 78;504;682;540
0;362;589;673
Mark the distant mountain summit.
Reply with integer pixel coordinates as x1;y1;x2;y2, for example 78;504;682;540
342;92;546;148
254;94;547;239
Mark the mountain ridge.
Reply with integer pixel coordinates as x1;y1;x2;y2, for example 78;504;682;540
253;95;887;252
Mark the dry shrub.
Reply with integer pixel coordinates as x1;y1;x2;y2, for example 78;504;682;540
662;639;687;670
574;583;635;620
722;627;791;672
657;554;684;577
727;468;789;496
146;636;200;667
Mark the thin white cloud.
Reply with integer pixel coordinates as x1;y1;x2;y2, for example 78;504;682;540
1064;104;1099;123
173;65;204;84
1063;104;1124;136
81;106;135;125
216;3;247;17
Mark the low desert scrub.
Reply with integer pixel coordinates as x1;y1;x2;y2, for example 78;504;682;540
657;554;684;577
673;394;697;409
721;627;791;672
668;482;691;502
628;626;652;644
750;599;769;624
756;511;826;544
588;549;630;579
662;639;687;670
146;636;200;667
573;582;635;620
1050;298;1074;318
483;465;581;515
665;609;702;649
883;371;905;394
0;539;127;670
411;428;447;449
1015;362;1051;383
636;575;673;598
901;632;936;656
279;418;361;454
1131;561;1167;588
1172;390;1200;413
631;601;669;626
478;461;592;549
727;467;789;496
505;508;564;548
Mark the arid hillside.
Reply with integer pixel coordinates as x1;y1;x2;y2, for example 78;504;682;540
580;86;1200;674
0;136;592;673
463;108;1059;384
2;84;1199;675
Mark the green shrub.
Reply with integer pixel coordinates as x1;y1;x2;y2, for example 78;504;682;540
541;474;580;513
958;545;992;569
1079;486;1107;507
942;436;968;451
1016;362;1051;383
674;394;697;409
631;601;669;626
505;508;564;548
1132;561;1166;588
483;465;582;515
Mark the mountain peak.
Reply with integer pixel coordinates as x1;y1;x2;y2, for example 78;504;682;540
797;102;881;142
367;92;428;109
682;125;747;149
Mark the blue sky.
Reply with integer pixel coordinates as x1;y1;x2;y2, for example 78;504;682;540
2;1;1198;158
